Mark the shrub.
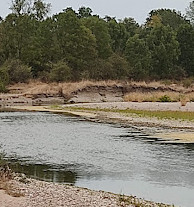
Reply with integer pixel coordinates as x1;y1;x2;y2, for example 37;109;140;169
159;95;172;102
2;59;32;83
0;81;7;93
49;61;72;82
182;77;194;88
90;59;113;80
0;65;9;92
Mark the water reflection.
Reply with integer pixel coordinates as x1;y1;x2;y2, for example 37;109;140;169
9;162;77;183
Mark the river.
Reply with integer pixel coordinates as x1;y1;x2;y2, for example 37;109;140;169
0;111;194;207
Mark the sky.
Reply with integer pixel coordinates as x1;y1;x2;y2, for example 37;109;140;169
1;0;191;24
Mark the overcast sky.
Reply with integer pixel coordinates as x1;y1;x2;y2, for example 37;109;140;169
1;0;191;24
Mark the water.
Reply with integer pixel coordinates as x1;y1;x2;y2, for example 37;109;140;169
0;112;194;207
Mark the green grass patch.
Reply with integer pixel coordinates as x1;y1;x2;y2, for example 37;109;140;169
64;107;194;122
49;105;63;110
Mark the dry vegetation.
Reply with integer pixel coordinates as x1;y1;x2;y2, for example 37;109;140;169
8;80;123;96
6;80;194;104
0;165;23;197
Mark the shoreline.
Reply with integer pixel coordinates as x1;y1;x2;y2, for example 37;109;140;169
0;175;175;207
1;102;193;206
8;102;194;143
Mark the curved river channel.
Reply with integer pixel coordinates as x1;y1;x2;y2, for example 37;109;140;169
0;112;194;207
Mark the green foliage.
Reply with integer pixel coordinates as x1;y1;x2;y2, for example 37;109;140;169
186;1;194;24
90;58;113;80
0;64;9;92
177;24;194;76
108;53;129;79
159;95;172;102
146;9;189;30
49;61;72;82
78;7;93;18
82;16;112;59
2;59;31;83
121;17;139;37
32;0;51;21
10;0;51;20
147;25;180;79
108;19;128;53
125;34;151;80
90;54;129;80
0;81;7;93
0;2;193;83
55;9;97;80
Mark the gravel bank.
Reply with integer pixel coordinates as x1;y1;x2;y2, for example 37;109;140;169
1;176;174;207
64;102;194;112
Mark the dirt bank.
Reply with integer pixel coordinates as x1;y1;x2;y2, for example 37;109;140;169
1;80;194;106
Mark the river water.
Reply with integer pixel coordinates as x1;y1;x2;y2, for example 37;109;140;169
0;112;194;207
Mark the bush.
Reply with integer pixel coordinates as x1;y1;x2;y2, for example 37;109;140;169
49;61;72;82
2;59;32;83
90;59;113;80
0;81;7;93
182;77;194;88
0;66;9;92
159;95;172;102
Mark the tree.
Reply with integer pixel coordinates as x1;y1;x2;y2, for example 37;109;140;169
78;7;93;18
147;25;180;79
10;0;51;20
177;24;194;76
146;9;189;30
108;19;128;53
121;17;139;37
90;58;113;80
82;16;112;59
125;34;151;80
1;13;37;60
33;0;51;21
186;1;194;24
10;0;31;15
108;53;129;79
54;8;97;80
49;61;72;82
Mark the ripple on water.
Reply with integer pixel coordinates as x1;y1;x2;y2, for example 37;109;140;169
0;111;194;207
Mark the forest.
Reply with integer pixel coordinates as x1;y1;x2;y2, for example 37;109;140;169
0;0;194;92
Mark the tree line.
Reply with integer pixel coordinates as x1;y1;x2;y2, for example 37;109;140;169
0;0;194;91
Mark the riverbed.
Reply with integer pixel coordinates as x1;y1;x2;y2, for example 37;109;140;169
0;111;194;207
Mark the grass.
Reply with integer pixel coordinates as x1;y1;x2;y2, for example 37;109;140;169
7;79;194;97
0;154;24;197
124;92;194;103
64;106;194;122
118;194;175;207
